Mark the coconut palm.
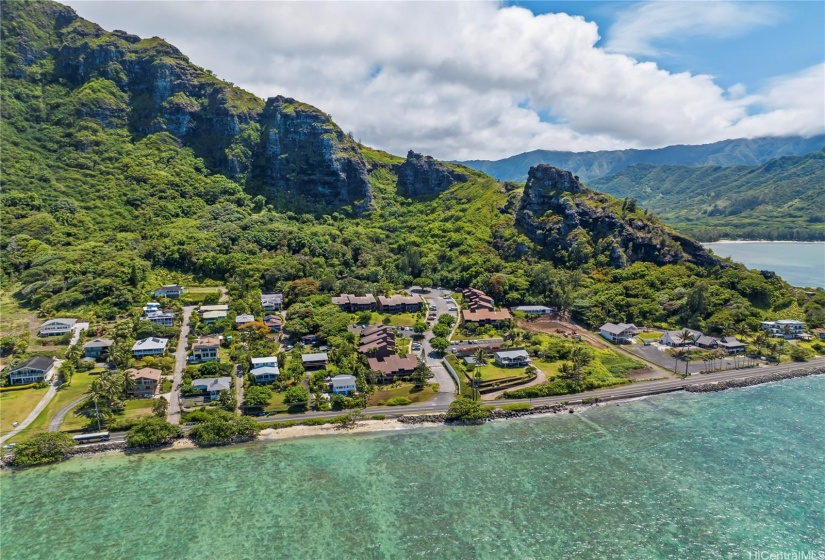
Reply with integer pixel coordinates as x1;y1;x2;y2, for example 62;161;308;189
473;348;487;401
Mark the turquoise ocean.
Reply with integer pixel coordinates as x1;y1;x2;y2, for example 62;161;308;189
704;242;825;288
2;376;824;559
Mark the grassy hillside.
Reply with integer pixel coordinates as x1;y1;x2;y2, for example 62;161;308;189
589;151;825;241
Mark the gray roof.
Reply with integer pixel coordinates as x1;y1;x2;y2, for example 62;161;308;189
261;293;283;305
663;329;703;344
251;356;279;365
192;377;232;392
600;322;632;335
695;335;718;346
302;352;329;362
718;337;745;347
235;314;256;324
132;337;169;351
41;318;77;328
83;338;113;348
514;306;554;312
494;349;530;359
11;356;56;373
331;374;356;384
251;366;280;378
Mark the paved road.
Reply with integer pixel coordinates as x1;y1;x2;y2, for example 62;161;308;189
235;363;244;415
0;363;63;445
167;306;195;425
416;287;458;399
70;323;89;346
48;395;87;432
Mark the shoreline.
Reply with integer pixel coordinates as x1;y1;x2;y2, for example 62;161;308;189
4;366;824;468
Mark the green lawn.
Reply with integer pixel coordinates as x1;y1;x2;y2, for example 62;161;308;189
363;312;421;327
0;386;49;436
637;331;663;340
60;398;155;431
532;359;564;377
161;378;173;392
444;355;474;396
474;363;527;382
368;383;437;407
0;288;33;337
262;391;290;413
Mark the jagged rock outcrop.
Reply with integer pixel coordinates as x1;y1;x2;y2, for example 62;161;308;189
395;151;468;197
515;165;720;267
252;97;373;211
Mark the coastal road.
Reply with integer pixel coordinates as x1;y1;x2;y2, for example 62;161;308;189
167;305;195;425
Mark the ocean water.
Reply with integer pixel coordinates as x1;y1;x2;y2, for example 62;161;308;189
2;376;824;560
704;242;825;288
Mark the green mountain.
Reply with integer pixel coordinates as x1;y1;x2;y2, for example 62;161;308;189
588;151;825;241
460;136;825;184
1;0;816;334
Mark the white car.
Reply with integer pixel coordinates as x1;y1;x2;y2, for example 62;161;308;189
448;306;458;311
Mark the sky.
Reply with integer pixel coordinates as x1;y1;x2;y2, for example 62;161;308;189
63;0;825;161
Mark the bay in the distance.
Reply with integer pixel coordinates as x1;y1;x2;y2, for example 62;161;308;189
704;241;825;288
2;376;824;559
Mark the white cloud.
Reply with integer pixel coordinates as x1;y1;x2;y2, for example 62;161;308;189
605;1;780;56
63;1;823;160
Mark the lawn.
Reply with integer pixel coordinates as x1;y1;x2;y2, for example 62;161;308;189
0;289;34;337
532;359;564;377
474;363;528;382
262;390;290;413
637;331;663;340
363;312;422;327
7;370;99;442
161;377;173;392
182;287;224;304
60;398;155;431
368;383;437;407
0;386;49;436
444;355;474;396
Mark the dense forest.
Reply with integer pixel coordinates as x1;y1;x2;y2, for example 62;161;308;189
2;0;823;336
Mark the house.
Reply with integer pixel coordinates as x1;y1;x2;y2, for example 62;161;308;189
39;318;77;337
513;306;555;315
814;328;825;341
358;326;395;358
264;314;282;333
462;288;495;311
126;367;161;397
260;293;283;311
493;349;530;367
331;374;357;395
83;338;113;359
332;293;378;312
599;323;638;344
694;335;719;349
251;366;280;384
235;314;256;326
717;336;746;354
251;356;279;369
192;336;220;362
367;354;419;378
142;303;175;327
200;304;229;324
191;377;232;400
6;357;56;385
377;294;422;314
302;352;329;369
760;320;806;339
154;285;186;298
199;304;229;315
659;329;703;347
132;337;169;357
461;308;512;327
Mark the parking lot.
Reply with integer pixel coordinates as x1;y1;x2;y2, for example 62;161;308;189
626;342;742;375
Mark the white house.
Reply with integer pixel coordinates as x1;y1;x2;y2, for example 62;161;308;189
493;349;530;368
132;337;169;357
39;318;77;337
6;357;56;385
760;320;806;339
154;285;186;298
261;293;283;311
513;306;555;315
251;356;279;370
717;336;746;354
251;366;280;384
331;374;357;395
191;377;232;399
659;329;703;347
235;314;255;325
599;323;638;344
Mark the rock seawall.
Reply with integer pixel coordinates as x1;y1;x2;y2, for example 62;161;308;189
685;366;825;393
397;403;571;425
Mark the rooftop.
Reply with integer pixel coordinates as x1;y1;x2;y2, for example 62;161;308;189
12;356;56;372
302;352;329;362
191;377;232;392
127;367;162;381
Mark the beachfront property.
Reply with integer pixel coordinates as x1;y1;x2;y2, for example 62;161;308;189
132;337;169;357
142;302;175;327
493;349;530;367
599;323;638;344
83;338;113;359
332;293;377;312
126;367;161;397
191;377;232;400
717;337;746;354
38;318;77;337
513;305;555;315
154;284;186;298
302;352;329;369
235;314;256;326
251;366;280;384
331;374;357;395
264;314;282;333
6;357;56;385
760;319;806;339
260;293;283;311
192;336;220;362
659;329;703;347
199;304;229;324
377;294;422;314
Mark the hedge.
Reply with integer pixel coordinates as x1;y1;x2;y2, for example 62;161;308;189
0;383;37;392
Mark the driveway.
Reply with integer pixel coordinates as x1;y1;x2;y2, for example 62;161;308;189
167;306;195;425
626;342;740;375
70;323;89;346
412;286;459;399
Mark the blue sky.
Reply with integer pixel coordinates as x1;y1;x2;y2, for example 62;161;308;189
65;0;825;159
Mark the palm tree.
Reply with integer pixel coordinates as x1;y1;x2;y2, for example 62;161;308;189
473;349;487;401
121;370;136;397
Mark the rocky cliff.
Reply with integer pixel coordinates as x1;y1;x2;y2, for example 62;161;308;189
2;0;372;212
394;151;468;197
515;165;720;267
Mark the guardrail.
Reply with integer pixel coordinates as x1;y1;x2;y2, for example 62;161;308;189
441;358;461;395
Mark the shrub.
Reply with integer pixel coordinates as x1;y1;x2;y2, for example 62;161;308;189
500;403;531;412
11;432;76;467
371;414;386;420
446;398;491;422
0;383;37;392
385;396;411;406
126;417;183;448
789;345;814;362
189;415;260;446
